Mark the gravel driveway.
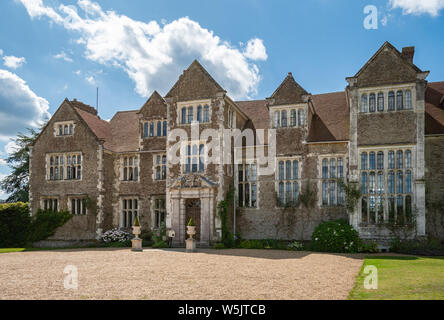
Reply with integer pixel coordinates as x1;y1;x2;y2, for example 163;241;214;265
0;248;363;300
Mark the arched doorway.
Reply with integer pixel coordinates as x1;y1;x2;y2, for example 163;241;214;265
185;199;201;241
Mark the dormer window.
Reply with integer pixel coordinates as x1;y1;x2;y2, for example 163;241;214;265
55;121;75;137
369;93;376;112
143;120;167;138
361;89;413;113
272;107;305;129
397;91;404;110
388;91;395;111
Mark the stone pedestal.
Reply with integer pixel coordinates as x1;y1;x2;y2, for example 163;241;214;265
131;238;143;252
186;238;196;253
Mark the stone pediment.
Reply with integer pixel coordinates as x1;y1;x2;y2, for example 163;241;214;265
170;174;218;189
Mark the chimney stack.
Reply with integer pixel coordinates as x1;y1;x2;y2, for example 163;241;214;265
402;46;415;63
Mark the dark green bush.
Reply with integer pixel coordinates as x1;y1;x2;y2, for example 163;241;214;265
390;237;444;256
28;209;72;243
359;241;380;253
152;240;168;248
311;219;361;253
0;202;31;247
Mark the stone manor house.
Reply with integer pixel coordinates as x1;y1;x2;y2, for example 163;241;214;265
29;42;444;246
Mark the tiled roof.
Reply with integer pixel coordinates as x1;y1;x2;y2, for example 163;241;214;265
108;110;140;152
235;100;269;130
425;81;444;135
73;106;112;143
308;91;350;142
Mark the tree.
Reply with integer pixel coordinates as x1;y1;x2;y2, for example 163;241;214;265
0;123;45;203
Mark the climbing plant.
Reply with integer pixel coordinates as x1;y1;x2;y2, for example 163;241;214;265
338;180;361;213
217;185;235;248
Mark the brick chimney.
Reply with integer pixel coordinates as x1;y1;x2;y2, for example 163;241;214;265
402;46;415;63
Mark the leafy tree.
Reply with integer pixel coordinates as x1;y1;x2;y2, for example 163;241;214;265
0;122;46;203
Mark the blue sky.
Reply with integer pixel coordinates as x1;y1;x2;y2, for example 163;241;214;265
0;0;444;199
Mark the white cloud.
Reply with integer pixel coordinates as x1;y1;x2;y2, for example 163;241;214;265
74;70;81;75
0;49;3;56
85;75;96;85
0;69;50;141
3;56;26;69
390;0;444;16
54;51;73;62
19;0;267;99
243;38;268;61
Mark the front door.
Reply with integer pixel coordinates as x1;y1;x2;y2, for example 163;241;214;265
185;199;201;241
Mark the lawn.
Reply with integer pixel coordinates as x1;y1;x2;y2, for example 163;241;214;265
0;248;26;253
349;256;444;300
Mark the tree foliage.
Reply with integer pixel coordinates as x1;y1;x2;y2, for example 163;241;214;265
0;123;46;203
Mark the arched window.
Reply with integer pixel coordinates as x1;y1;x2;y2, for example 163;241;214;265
361;197;368;223
396;150;403;169
406;170;412;193
293;182;299;205
64;125;68;135
69;124;73;135
199;144;205;172
388;171;395;194
197;105;202;123
279;161;284;180
377;92;384;111
281;110;288;127
377;151;384;169
149;122;154;137
279;182;285;206
273;111;280;128
397;171;403;194
187;107;194;123
163;121;167;136
286;182;292;205
361;94;368;112
388;151;395;169
369;172;376;194
293;160;299;179
330;158;336;178
298;109;305;126
58;125;63;136
322;159;328;179
203;105;210;122
338;158;344;178
388;91;395;111
406;150;412;168
369;152;376;170
377;172;384;194
181;107;187;124
397;90;404;110
361;152;368;170
157;121;162;136
285;160;291;180
369;93;376;112
361;172;368;194
405;90;412;109
143;123;148;138
290;110;297;127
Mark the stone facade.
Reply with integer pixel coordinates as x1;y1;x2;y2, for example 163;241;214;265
29;42;444;246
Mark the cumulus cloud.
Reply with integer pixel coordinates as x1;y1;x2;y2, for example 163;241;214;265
0;49;3;56
3;56;26;69
243;38;268;61
18;0;267;99
390;0;444;16
0;69;50;142
54;51;73;62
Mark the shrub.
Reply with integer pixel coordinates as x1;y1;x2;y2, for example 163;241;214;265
311;219;361;253
239;240;264;249
359;241;380;253
28;209;72;243
213;243;226;249
287;241;304;251
390;237;444;256
152;240;168;248
99;228;132;243
0;202;31;247
152;222;167;246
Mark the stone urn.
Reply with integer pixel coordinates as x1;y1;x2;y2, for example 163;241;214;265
131;217;143;252
186;226;196;239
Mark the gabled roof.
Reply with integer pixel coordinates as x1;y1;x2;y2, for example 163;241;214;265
308;91;349;142
165;60;226;100
268;72;309;106
138;90;167;115
349;42;428;88
425;81;444;135
73;106;111;142
235;100;269;130
108;110;140;152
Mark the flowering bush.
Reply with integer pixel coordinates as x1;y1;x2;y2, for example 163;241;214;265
311;219;361;253
100;228;132;243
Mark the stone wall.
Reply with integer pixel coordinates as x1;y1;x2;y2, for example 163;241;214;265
425;136;444;239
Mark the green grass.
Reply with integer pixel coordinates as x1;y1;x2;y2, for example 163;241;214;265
349;256;444;300
0;248;27;253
